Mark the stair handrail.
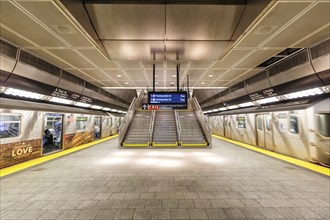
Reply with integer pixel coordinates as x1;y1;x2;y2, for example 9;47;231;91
148;110;156;145
190;97;212;147
174;110;181;145
118;91;145;147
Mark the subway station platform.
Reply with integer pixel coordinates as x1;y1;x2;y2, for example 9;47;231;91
1;137;329;220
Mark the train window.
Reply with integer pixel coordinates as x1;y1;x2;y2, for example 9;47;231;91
266;115;272;132
236;116;246;128
289;115;299;134
0;114;21;139
109;117;112;126
317;113;330;137
76;116;87;130
257;117;263;130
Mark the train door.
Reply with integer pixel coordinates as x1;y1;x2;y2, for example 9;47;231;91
256;114;274;150
256;114;265;147
315;113;330;166
224;116;231;139
94;116;102;139
43;113;63;154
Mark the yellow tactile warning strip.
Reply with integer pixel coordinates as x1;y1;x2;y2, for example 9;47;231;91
152;142;178;147
0;134;118;177
180;142;208;147
122;142;150;147
212;134;330;176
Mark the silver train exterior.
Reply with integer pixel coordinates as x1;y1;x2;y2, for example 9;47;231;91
0;99;123;169
208;98;330;167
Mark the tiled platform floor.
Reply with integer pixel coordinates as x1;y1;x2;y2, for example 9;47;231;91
1;137;329;219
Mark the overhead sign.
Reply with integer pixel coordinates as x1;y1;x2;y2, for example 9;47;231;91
148;92;187;105
249;88;278;101
142;103;187;110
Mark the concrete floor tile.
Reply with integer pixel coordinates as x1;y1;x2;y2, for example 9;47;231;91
188;209;208;219
76;209;100;219
37;210;63;219
145;200;162;209
111;200;130;209
178;200;195;208
151;209;170;219
133;209;151;219
129;200;146;209
95;209;117;219
114;209;135;219
205;208;227;219
1;210;28;220
170;209;189;219
56;209;81;219
161;200;178;209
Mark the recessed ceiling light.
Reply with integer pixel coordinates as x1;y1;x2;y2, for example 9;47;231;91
172;74;176;77
201;82;205;85
208;75;213;77
171;82;174;84
125;82;129;85
52;25;74;34
116;75;122;77
155;82;159;85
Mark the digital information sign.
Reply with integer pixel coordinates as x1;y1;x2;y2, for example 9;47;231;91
148;92;187;105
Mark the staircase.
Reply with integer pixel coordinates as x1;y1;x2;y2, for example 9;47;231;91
152;111;178;146
178;110;208;146
122;111;152;146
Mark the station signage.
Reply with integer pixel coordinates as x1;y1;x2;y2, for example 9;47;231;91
51;88;93;103
249;88;278;101
142;103;187;110
148;91;187;105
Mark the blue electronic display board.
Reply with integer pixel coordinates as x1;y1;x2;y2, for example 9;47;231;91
148;92;187;105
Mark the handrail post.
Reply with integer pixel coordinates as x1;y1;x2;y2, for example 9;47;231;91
149;110;155;146
175;110;181;146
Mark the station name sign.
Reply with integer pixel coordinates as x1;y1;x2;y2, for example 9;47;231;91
148;92;187;105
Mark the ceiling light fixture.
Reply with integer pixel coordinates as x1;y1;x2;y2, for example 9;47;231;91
116;75;122;77
4;88;44;100
125;82;129;85
75;102;91;108
49;97;73;105
208;75;213;77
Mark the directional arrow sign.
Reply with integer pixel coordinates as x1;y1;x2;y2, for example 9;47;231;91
142;104;148;110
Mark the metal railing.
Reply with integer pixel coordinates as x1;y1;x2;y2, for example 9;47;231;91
190;97;212;147
174;110;181;145
118;91;145;147
149;110;156;145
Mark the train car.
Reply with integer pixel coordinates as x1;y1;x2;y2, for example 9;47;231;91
0;98;120;169
208;97;330;167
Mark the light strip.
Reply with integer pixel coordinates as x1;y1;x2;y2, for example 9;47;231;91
91;105;103;110
239;102;254;107
49;97;73;105
102;107;111;111
256;97;279;104
4;88;44;100
227;105;238;109
75;102;91;108
283;88;323;99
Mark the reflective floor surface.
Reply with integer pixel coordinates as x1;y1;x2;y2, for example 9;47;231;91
0;137;329;219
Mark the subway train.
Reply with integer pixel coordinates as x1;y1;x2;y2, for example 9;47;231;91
208;97;330;167
0;98;123;169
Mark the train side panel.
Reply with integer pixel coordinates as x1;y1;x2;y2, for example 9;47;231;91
0;109;43;168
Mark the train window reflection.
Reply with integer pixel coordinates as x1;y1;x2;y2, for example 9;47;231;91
0;114;21;139
317;113;330;137
236;116;246;128
266;115;271;132
257;117;263;130
289;115;299;134
76;116;87;130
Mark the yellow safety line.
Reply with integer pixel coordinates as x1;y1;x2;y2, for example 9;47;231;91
180;141;208;147
152;142;178;147
122;142;150;147
212;134;330;176
0;134;118;177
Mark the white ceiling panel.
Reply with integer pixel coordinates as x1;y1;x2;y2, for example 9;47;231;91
166;4;244;40
235;2;311;48
86;4;165;40
0;27;35;47
116;60;141;69
263;2;330;48
124;69;147;81
189;61;214;69
134;81;150;87
17;1;93;48
26;49;73;69
1;2;66;48
78;49;117;68
103;41;165;60
235;49;281;68
47;49;95;68
146;69;165;81
142;60;164;70
82;69;111;80
186;69;206;81
293;25;330;48
103;69;129;81
212;49;252;68
166;41;228;60
102;80;121;87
